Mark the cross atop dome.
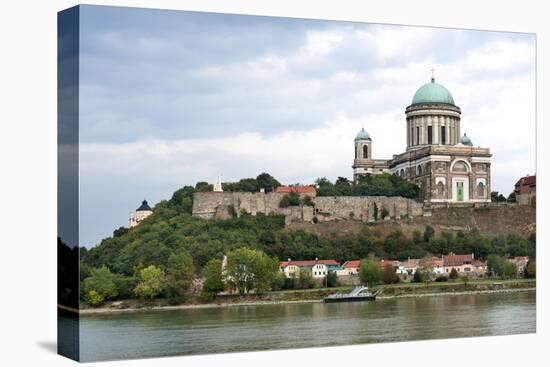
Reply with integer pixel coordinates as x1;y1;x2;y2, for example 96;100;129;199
430;68;436;82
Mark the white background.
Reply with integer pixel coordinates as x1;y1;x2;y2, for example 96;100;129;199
0;1;547;366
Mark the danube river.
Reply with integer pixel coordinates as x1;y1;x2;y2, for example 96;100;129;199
77;290;535;362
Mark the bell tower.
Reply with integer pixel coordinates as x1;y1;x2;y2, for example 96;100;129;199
354;127;371;160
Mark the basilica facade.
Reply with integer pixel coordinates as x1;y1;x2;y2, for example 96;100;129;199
353;74;492;203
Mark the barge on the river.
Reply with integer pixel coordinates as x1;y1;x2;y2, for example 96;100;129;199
324;285;380;303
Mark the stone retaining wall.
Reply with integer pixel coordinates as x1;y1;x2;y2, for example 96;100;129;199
192;192;424;224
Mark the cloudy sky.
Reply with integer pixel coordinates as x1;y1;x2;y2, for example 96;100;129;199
78;5;536;248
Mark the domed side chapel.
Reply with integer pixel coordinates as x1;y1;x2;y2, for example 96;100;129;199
353;71;492;203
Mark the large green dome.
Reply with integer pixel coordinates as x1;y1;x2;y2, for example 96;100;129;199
411;79;455;105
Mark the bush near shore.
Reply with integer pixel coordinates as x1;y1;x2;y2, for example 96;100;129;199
79;278;536;311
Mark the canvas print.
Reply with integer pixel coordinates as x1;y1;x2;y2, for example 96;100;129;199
57;5;536;362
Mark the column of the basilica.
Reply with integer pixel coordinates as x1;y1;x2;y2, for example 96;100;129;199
446;119;450;145
434;115;439;144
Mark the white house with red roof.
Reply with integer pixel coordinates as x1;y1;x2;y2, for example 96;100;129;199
337;260;361;276
279;258;339;279
442;253;486;275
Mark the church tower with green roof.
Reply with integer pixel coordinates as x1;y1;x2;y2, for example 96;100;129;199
352;70;492;204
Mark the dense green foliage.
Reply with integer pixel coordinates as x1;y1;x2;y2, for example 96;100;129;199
326;272;338;287
134;265;166;299
79;174;535;303
225;247;279;295
279;192;301;207
165;248;195;298
359;254;381;285
201;259;225;298
81;208;535;301
486;255;518;278
491;191;507;203
295;271;315;289
82;266;119;305
412;270;424;283
315;174;419;199
302;195;314;206
222;173;281;193
381;265;399;284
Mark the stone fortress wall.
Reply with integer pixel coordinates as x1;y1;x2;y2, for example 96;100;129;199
192;192;424;224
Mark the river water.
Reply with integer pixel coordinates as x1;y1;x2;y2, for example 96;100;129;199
76;290;535;362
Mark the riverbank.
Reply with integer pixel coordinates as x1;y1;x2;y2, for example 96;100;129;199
77;278;535;315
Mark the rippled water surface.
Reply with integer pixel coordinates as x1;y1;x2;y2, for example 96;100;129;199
75;291;535;362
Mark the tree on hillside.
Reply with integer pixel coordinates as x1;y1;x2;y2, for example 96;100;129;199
359;254;381;285
133;265;166;299
423;225;435;242
201;259;225;299
302;195;314;206
168;185;196;214
225;248;279;295
334;177;353;196
491;191;506;203
195;181;213;192
256;172;281;192
314;173;419;199
82;265;119;305
315;177;337;196
165;248;195;298
237;178;259;192
279;192;301;207
113;226;129;238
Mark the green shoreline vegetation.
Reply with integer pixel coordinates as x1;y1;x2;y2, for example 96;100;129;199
77;279;536;314
77;173;535;309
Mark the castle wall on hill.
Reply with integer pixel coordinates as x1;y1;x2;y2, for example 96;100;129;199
192;192;424;224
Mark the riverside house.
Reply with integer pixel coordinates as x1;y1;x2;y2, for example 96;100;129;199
279;259;340;279
337;260;361;276
442;253;486;275
510;256;530;275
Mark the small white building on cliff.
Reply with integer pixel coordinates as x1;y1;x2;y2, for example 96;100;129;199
129;199;153;228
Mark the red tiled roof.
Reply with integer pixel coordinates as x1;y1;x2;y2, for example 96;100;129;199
343;260;361;269
280;259;339;267
513;256;529;261
443;253;474;267
401;259;420;268
380;259;398;268
275;185;317;194
515;175;536;188
472;260;486;267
